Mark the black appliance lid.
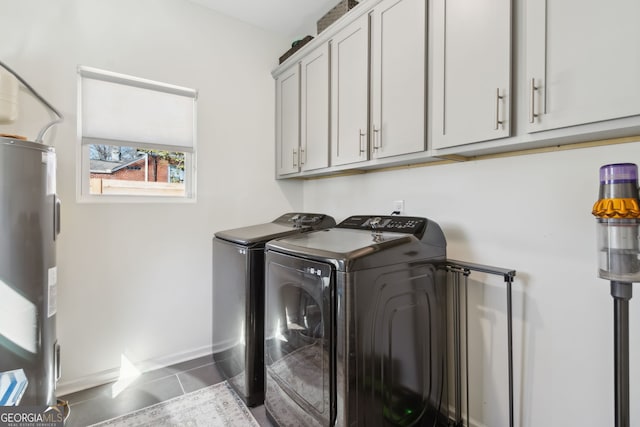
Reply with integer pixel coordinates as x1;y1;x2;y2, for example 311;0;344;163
267;227;413;256
214;212;335;246
265;215;446;270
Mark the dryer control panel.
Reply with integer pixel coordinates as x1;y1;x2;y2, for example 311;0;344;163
274;213;336;229
337;215;428;237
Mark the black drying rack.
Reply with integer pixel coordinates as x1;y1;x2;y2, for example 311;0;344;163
445;259;517;427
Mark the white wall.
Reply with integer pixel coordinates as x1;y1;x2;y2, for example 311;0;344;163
0;0;302;394
302;142;640;426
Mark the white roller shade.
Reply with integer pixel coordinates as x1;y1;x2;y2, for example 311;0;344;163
79;66;197;151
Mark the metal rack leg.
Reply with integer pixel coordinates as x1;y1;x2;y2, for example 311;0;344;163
506;279;514;427
464;273;470;427
453;272;462;426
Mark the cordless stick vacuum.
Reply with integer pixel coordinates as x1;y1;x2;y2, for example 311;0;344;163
592;163;639;427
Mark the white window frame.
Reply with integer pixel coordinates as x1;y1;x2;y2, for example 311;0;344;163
77;66;197;203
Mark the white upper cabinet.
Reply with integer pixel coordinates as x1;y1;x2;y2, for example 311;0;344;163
525;0;640;133
275;63;300;176
370;0;427;158
272;0;640;177
432;0;512;149
330;13;370;167
300;43;330;172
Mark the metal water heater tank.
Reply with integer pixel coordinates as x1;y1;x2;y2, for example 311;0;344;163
0;137;61;406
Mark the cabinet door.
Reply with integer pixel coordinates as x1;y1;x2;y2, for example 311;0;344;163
432;0;511;149
300;44;330;172
526;0;640;133
275;64;300;176
370;0;427;158
330;13;370;166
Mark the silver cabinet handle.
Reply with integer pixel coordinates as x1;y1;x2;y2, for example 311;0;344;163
529;78;539;124
300;147;305;165
359;129;366;154
292;148;298;167
495;88;504;130
373;126;380;150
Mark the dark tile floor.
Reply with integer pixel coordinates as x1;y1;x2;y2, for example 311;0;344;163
60;355;272;426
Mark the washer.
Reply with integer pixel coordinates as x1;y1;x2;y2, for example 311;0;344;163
264;215;448;426
212;213;335;407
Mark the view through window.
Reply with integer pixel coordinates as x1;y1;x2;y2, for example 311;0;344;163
89;144;186;196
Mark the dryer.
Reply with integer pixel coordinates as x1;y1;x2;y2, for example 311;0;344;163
212;213;335;406
264;215;448;427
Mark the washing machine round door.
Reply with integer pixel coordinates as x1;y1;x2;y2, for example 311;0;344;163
264;251;335;426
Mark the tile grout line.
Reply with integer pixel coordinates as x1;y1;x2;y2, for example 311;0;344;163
176;373;186;395
179;361;215;376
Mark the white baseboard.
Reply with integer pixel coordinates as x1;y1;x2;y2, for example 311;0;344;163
56;344;213;397
210;338;237;354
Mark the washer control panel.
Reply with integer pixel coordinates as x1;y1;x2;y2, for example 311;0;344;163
337;215;428;237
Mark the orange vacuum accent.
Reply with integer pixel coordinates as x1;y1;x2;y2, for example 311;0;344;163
592;198;640;218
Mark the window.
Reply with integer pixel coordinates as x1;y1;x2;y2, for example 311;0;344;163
77;66;197;201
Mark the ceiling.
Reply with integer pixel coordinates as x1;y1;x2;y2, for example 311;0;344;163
188;0;342;38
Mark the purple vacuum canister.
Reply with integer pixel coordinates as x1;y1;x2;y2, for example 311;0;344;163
593;163;640;281
598;163;640;200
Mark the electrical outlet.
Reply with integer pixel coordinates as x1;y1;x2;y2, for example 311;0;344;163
393;200;404;215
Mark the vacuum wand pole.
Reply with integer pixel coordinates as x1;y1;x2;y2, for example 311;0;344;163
611;281;632;427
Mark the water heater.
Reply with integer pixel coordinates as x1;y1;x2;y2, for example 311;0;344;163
0;60;63;410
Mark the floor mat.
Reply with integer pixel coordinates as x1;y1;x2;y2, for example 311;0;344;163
88;381;259;427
